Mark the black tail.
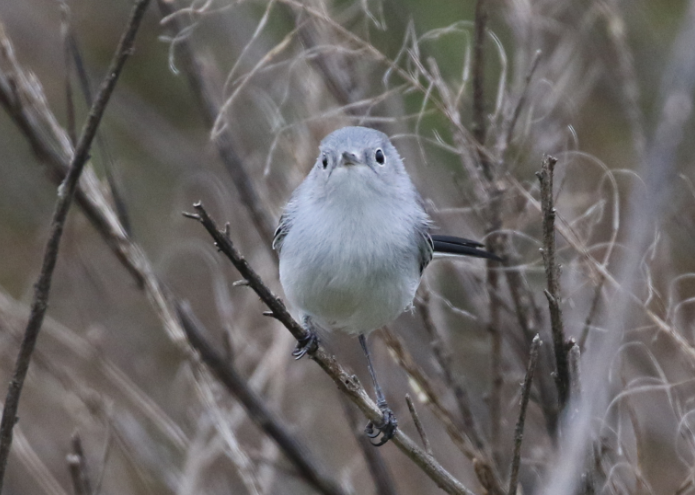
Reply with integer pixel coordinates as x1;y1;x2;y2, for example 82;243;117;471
431;234;502;262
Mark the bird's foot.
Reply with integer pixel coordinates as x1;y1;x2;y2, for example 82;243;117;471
292;328;318;360
365;402;397;446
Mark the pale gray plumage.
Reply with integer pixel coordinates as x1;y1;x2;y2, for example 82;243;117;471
274;126;498;445
275;126;432;336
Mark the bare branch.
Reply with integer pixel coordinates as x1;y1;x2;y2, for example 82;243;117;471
66;432;91;495
379;328;504;495
185;202;479;495
536;154;570;412
157;0;277;247
0;1;152;489
472;0;489;157
405;394;432;458
416;290;485;451
507;335;540;495
341;396;399;495
176;303;345;495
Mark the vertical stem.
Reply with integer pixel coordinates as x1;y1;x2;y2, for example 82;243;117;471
507;335;540;495
536;155;570;412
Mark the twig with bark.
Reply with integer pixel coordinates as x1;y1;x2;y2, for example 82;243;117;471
536;155;571;412
0;1;152;490
507;335;540;495
185;202;479;495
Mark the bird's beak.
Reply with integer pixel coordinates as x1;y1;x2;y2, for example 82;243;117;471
340;151;361;167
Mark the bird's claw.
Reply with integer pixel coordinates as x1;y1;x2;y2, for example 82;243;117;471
365;403;397;446
292;329;318;360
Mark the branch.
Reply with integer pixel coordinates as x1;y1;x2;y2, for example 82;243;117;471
185;202;479;495
507;335;540;495
415;290;485;452
536;155;570;412
176;303;346;495
379;329;504;495
472;0;488;156
157;0;277;247
66;432;91;495
405;394;432;457
0;1;152;490
340;396;399;495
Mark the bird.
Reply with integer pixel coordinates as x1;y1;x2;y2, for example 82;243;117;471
273;126;500;445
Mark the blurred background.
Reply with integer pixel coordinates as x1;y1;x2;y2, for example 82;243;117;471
1;0;695;494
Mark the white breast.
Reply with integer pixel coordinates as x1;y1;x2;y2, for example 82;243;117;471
279;167;423;335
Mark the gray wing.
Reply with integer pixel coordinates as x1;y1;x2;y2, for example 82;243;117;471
273;213;292;253
273;181;306;253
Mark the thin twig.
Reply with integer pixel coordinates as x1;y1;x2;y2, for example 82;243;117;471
500;49;542;157
379;328;504;495
157;0;277;246
415;290;485;452
176;302;345;495
59;2;76;146
340;396;399;495
0;1;152;490
66;432;92;495
536;154;570;412
507;335;540;495
502;252;558;436
185;203;478;495
578;278;604;351
405;394;432;457
472;0;489;161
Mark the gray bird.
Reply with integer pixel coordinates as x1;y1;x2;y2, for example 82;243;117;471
274;126;499;445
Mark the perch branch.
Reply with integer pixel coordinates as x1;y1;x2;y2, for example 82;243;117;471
185;202;478;495
0;1;151;491
340;396;398;495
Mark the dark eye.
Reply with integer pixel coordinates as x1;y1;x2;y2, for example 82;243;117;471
321;155;328;169
375;148;385;165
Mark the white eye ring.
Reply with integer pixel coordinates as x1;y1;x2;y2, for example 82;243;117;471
375;148;385;165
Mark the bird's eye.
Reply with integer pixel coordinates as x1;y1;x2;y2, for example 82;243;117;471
321;155;328;169
375;148;385;165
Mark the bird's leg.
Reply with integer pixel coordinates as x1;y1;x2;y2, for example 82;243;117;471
292;315;319;360
359;333;397;446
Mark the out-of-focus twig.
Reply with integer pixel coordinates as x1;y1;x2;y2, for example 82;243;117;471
157;0;277;247
405;394;432;457
507;335;540;495
415;290;485;452
472;0;489;161
0;1;151;490
66;432;92;495
184;202;478;495
341;396;398;495
536;155;570;413
380;328;504;495
176;303;345;495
